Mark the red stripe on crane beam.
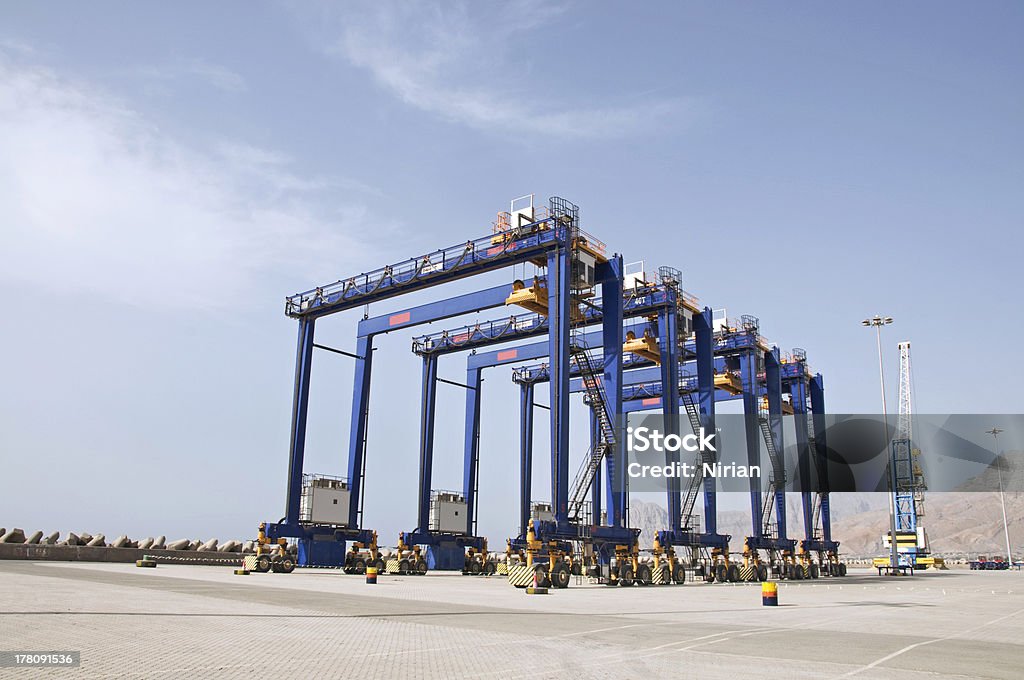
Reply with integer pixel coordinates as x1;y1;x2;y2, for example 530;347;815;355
389;311;412;326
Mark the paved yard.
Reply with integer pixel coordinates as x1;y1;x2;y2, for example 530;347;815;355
0;561;1021;678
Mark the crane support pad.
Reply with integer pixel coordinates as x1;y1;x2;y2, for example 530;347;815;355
508;564;535;587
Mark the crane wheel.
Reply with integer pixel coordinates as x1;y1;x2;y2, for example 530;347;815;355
839;563;847;577
618;563;634;587
570;562;582;576
672;564;686;584
352;558;366;575
483;561;496;576
635;564;652;586
757;565;769;582
255;555;272;573
714;563;728;583
534;565;551;588
469;560;482;575
727;564;740;582
551;563;570;589
280;557;296;574
810;564;820;579
398;559;410;575
415;558;428;575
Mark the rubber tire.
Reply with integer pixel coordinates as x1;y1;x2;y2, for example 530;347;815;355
255;555;272;573
280;557;296;574
469;560;482;575
534;565;551;588
618;563;634;587
839;563;847;577
483;561;496;576
398;559;410;575
551;563;570;589
672;564;686;584
714;563;728;583
793;565;805;580
727;564;740;583
415;558;428;575
635;564;652;586
374;558;385;573
809;564;820;579
757;564;769;582
351;558;365;575
570;562;582;576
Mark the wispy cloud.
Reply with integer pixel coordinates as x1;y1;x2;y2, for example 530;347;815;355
132;57;248;93
0;53;386;310
314;0;692;139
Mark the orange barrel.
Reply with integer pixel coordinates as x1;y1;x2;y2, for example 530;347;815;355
761;581;778;606
366;566;378;584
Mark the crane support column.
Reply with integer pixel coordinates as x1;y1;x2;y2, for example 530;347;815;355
549;245;572;522
765;348;787;541
741;351;764;534
658;301;682;532
462;366;483;535
520;382;535;537
809;374;832;544
791;374;814;540
590;410;602;523
694;308;718;535
599;255;624;527
345;334;374;527
285;317;316;525
417;355;439;532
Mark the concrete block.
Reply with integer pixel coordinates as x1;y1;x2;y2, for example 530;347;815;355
112;535;129;548
152;536;166;549
0;528;26;544
242;541;255;553
44;532;60;545
26;531;43;545
167;539;190;551
86;534;106;547
0;528;5;538
199;538;218;552
217;540;239;553
138;538;155;550
63;532;81;546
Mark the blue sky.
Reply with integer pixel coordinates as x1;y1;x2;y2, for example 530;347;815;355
1;2;1021;545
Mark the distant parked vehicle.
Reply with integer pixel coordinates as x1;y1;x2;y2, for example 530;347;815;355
969;555;1010;570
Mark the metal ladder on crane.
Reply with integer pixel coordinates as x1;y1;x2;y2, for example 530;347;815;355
567;342;616;523
758;393;784;539
679;386;707;525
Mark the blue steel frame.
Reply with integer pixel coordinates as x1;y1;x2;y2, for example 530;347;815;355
264;208;581;560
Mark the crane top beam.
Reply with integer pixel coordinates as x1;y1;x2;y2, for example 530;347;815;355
285;198;591;319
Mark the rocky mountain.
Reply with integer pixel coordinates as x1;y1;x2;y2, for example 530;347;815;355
627;455;1023;558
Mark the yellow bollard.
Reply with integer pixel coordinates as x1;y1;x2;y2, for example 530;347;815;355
366;566;378;584
762;581;778;606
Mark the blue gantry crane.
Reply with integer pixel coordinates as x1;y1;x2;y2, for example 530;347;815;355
253;193;845;584
254;195;611;571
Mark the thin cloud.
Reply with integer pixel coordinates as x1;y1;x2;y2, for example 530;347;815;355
0;55;384;311
131;57;247;93
317;1;692;139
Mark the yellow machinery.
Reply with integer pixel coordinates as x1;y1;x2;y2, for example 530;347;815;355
623;329;660;363
252;521;296;573
506;277;585;322
714;370;743;395
342;531;382;575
